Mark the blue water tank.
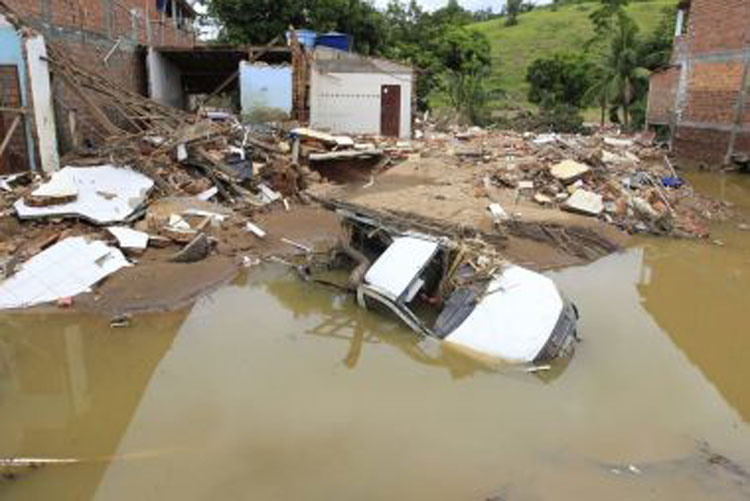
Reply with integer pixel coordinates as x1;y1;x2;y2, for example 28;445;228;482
315;32;352;52
285;29;317;49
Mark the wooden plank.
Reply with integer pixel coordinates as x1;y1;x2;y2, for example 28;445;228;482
0;106;28;115
0;115;22;160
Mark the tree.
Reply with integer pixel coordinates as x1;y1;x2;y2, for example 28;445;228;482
431;0;473;26
589;0;630;39
526;52;595;109
205;0;385;54
382;1;492;116
505;0;523;27
587;12;648;127
437;26;492;123
638;6;677;70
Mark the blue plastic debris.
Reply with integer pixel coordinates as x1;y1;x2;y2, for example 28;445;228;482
662;176;685;188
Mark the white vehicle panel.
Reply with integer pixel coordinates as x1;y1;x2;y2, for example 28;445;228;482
363;237;439;301
444;266;563;362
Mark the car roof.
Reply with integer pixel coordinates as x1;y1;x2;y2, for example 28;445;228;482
364;236;439;301
443;266;563;363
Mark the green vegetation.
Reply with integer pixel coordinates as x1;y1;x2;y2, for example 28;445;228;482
204;0;677;128
470;0;678;109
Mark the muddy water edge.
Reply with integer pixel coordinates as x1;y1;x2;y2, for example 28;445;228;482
1;172;750;501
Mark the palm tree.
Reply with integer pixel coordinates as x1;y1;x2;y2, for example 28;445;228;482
586;12;649;128
584;66;614;127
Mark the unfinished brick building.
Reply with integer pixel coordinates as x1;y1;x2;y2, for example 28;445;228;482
646;0;750;164
0;0;196;173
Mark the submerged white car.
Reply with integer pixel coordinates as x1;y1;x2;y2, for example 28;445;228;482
352;233;578;364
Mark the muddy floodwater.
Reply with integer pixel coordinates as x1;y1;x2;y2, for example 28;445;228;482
2;173;750;500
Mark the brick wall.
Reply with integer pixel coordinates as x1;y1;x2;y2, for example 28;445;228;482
647;67;678;125
672;126;730;163
5;0;196;50
4;0;195;152
0;64;29;173
648;0;750;163
690;0;749;54
683;61;743;125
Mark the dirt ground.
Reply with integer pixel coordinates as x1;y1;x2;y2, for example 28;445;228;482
72;205;343;316
308;156;629;270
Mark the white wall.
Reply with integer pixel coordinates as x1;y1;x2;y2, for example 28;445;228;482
239;63;292;120
146;48;184;109
26;35;59;173
310;70;412;138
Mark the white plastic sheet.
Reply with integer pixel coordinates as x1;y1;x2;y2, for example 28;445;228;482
0;237;130;309
14;165;153;224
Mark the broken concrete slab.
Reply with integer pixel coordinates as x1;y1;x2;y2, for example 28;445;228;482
14;165;153;224
603;137;634;148
246;221;267;238
0;236;130;309
563;189;604;217
550;160;590;184
488;203;509;222
196;186;218;201
533;193;553;205
601;150;628;165
107;226;149;251
290;127;340;146
257;183;282;204
25;169;78;206
169;233;211;263
0;172;30;192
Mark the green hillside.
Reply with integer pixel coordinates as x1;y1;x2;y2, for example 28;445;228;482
470;0;677;110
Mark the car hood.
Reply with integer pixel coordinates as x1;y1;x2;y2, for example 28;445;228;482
443;265;564;363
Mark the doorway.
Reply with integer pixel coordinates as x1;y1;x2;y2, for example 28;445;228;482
380;85;400;137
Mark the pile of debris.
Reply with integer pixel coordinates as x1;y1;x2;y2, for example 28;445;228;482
479;131;730;238
0;44;345;312
0;35;736;313
398;127;732;239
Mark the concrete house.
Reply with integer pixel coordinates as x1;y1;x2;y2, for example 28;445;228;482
0;0;196;174
646;0;750;164
309;47;413;139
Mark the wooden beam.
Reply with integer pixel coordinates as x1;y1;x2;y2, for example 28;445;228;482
0;106;28;115
0;115;22;160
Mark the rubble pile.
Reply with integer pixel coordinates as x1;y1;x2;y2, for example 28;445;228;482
408;127;732;239
0;44;360;311
0;37;737;313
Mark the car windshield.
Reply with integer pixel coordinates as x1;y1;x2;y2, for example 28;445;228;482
432;287;480;338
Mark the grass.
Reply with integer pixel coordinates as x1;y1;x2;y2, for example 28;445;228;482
469;0;678;111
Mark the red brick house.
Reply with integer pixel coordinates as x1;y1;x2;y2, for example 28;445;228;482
0;0;197;173
646;0;750;164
